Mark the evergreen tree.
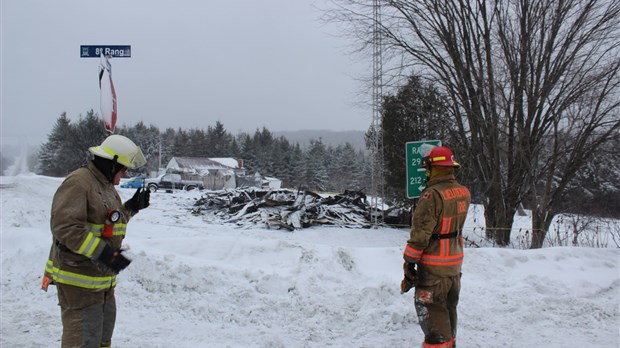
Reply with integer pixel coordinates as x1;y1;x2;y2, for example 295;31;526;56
238;133;256;173
240;127;277;175
171;128;191;157
305;139;329;191
72;110;108;152
38;110;108;176
206;121;234;156
329;143;362;192
254;127;275;175
229;138;241;158
288;143;306;189
160;128;176;170
269;137;295;186
38;113;77;176
375;75;455;203
193;128;211;157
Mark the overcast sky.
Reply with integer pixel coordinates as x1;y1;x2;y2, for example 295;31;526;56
1;0;371;148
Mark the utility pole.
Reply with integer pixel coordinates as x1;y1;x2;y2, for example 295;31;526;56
158;137;162;171
370;0;384;226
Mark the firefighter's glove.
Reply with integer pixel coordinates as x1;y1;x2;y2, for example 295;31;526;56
124;187;150;214
401;278;415;294
98;245;132;274
401;261;418;294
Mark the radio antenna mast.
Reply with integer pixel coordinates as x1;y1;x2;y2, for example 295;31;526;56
370;0;384;226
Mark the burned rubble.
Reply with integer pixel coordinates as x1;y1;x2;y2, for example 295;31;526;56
191;187;411;230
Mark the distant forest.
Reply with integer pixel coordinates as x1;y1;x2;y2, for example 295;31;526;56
36;110;371;194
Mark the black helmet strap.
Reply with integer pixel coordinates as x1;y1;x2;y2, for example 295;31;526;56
93;154;122;183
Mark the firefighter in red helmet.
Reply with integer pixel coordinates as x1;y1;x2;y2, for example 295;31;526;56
401;145;471;348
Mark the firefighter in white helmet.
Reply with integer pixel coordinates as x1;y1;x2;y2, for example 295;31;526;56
42;134;149;348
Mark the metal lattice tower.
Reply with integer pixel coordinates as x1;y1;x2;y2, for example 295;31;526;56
370;0;384;225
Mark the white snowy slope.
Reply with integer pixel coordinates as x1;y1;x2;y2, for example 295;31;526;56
1;174;618;348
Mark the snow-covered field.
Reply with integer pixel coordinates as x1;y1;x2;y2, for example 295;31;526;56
1;174;619;347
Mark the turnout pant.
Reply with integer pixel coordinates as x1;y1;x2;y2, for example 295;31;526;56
414;273;461;347
57;284;116;348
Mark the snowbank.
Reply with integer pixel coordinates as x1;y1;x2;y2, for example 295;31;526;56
1;174;618;347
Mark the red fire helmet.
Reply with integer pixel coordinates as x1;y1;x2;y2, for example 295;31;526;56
422;146;461;168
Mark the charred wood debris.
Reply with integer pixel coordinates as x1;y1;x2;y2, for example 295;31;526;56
191;188;411;230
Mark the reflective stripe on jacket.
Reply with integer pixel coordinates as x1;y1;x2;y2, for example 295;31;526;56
404;174;471;277
45;259;117;289
43;161;134;291
86;222;128;238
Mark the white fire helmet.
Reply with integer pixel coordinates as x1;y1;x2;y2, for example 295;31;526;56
89;134;147;169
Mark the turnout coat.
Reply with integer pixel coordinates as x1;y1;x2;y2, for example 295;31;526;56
404;174;471;278
43;161;135;292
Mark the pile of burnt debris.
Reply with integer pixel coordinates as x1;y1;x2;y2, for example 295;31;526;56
191;188;411;230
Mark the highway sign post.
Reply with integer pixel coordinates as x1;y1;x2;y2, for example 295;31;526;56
80;45;131;133
406;140;441;199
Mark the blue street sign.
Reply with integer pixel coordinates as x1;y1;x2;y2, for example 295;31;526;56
80;45;131;58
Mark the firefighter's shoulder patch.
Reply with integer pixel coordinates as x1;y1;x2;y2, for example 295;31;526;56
421;192;432;200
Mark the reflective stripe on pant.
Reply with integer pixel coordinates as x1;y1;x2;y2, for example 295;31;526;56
414;273;460;347
57;284;116;348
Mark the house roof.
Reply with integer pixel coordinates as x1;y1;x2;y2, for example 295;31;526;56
169;157;238;171
210;158;241;168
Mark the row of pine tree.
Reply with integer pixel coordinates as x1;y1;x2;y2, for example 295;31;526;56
37;110;371;193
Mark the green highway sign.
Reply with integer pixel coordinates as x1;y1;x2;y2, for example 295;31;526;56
406;140;441;198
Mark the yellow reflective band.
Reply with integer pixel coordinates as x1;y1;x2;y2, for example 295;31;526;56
431;156;447;162
77;233;101;258
100;146;131;167
113;224;127;236
46;259;54;273
86;222;127;237
86;222;104;234
47;262;116;290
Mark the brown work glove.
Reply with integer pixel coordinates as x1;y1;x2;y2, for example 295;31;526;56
401;278;415;293
400;261;418;294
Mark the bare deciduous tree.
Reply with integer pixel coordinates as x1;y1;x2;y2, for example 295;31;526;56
328;0;620;247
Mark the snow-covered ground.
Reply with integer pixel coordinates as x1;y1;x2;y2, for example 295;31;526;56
1;174;619;347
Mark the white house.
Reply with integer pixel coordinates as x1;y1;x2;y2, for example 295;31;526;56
165;157;246;190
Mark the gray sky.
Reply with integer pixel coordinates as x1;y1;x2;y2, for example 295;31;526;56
1;0;371;148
